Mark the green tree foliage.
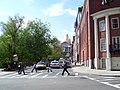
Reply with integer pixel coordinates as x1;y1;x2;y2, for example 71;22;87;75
21;19;52;61
0;15;59;67
0;15;24;66
48;37;63;60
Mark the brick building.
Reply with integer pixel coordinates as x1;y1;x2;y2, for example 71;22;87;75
74;0;120;70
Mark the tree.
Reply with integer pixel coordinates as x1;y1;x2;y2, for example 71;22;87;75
0;15;24;65
0;14;60;67
20;19;52;61
48;37;63;60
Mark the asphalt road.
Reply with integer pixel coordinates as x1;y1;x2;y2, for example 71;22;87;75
0;68;120;90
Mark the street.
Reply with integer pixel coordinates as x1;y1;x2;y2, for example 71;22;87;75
0;68;120;90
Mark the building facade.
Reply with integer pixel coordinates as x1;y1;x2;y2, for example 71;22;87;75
75;0;120;70
73;7;83;63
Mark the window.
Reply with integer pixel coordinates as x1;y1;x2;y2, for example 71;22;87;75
101;0;113;5
111;17;119;29
100;38;106;51
100;57;106;69
112;36;120;49
99;20;105;31
101;0;108;5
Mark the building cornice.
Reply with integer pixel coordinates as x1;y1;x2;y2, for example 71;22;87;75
91;7;120;18
79;0;86;26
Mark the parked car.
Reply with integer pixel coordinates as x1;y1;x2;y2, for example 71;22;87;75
36;61;46;70
50;60;60;68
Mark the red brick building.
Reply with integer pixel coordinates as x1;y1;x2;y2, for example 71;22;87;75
75;0;120;70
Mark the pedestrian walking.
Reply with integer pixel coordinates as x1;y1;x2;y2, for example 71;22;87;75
75;60;77;66
18;62;21;74
31;62;37;73
18;62;26;75
46;62;52;73
62;61;70;75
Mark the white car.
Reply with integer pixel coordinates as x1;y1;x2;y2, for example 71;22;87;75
59;58;65;67
50;60;60;68
59;60;65;68
36;61;46;70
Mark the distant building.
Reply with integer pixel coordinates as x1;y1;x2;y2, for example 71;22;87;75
72;36;77;62
74;0;120;70
65;34;71;44
61;34;72;59
73;7;83;63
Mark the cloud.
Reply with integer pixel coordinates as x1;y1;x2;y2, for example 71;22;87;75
24;0;34;5
42;3;77;17
42;3;65;17
65;9;77;16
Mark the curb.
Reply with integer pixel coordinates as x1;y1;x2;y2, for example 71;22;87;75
72;66;120;77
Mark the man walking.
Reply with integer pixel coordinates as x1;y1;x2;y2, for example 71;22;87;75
46;62;52;73
18;62;21;74
18;62;26;75
62;61;70;75
31;62;37;73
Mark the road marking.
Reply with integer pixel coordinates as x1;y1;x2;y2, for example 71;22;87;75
85;76;120;89
116;84;120;86
102;79;115;81
53;72;60;77
20;74;30;78
88;77;95;80
42;73;49;78
101;82;120;89
31;73;42;78
103;77;115;79
0;71;85;79
0;73;18;78
0;72;13;75
10;74;23;78
63;74;68;77
75;73;79;76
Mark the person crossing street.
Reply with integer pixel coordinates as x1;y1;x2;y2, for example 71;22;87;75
46;62;52;73
31;62;37;73
18;62;26;75
62;61;70;76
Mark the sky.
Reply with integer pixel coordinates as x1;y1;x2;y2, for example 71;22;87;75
0;0;84;42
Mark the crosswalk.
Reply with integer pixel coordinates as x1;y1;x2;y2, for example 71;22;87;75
2;70;120;89
0;71;80;79
85;76;120;89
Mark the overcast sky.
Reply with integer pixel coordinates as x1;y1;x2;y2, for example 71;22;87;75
0;0;84;42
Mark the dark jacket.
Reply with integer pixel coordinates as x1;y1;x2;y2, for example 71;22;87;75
46;62;50;67
63;62;68;69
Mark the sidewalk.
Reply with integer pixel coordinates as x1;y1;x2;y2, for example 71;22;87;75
72;64;120;77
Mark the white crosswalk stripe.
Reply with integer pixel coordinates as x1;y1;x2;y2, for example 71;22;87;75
85;76;120;89
63;73;68;77
42;74;49;78
53;72;60;78
30;73;42;78
0;71;81;79
0;73;18;78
